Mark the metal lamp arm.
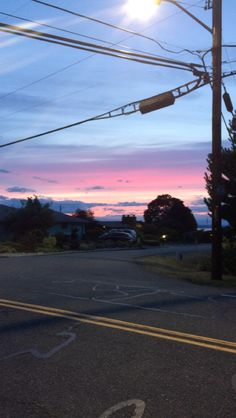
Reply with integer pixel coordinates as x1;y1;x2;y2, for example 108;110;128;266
157;0;212;33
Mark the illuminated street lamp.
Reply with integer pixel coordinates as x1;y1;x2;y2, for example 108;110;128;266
133;0;222;280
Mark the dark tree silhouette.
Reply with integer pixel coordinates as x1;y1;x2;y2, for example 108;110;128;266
205;114;236;234
6;196;53;245
144;194;197;235
72;208;95;221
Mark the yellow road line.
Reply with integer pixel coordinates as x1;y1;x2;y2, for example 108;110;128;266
0;298;235;355
1;298;235;347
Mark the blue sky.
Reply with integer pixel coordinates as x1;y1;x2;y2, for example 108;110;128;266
0;0;235;224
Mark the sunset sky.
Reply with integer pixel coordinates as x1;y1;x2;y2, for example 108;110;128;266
0;0;235;224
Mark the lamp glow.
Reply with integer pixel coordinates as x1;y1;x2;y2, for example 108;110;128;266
124;0;157;21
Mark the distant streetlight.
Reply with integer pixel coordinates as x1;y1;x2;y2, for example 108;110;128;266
133;0;222;280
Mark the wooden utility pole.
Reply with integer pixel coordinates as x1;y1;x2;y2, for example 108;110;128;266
211;0;222;280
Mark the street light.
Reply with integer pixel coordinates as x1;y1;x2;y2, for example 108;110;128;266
155;0;212;33
138;0;222;280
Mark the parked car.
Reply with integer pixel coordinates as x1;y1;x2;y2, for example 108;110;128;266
109;228;137;240
99;231;135;242
120;229;137;240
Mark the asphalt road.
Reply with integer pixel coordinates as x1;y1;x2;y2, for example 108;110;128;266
0;245;235;418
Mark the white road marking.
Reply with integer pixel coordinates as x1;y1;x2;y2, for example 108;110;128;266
1;331;76;360
99;399;146;418
106;290;161;301
221;294;236;299
170;292;204;300
92;283;128;297
52;276;158;290
49;291;204;318
52;280;77;283
93;283;160;300
92;297;205;318
50;277;212;302
50;292;89;301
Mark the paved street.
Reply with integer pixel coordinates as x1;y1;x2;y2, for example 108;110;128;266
0;245;235;417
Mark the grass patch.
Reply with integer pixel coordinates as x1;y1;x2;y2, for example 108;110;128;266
138;252;236;287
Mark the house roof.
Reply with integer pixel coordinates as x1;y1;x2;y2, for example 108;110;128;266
0;204;90;224
98;221;131;228
51;210;91;224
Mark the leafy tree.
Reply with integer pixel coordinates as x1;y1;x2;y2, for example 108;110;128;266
205;114;236;234
6;196;53;245
72;208;95;221
144;194;197;237
72;208;101;240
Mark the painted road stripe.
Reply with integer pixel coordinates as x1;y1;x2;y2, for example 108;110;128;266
0;298;235;355
221;294;236;298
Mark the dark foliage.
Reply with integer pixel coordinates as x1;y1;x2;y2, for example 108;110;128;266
72;208;95;220
144;194;197;237
6;197;53;245
223;247;236;275
205;115;236;233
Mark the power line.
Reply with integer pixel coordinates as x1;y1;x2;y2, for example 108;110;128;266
12;0;31;13
0;55;93;102
223;60;236;66
0;2;204;103
201;53;232;136
32;0;203;56
0;82;98;121
180;1;205;7
0;21;206;120
0;10;173;60
1;70;235;149
0;22;201;72
0;26;192;73
222;44;236;48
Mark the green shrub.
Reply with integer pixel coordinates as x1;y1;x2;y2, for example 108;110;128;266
0;244;17;253
143;233;159;240
55;233;69;248
223;248;236;275
20;229;44;251
86;227;103;241
223;238;236;250
0;241;24;252
196;256;211;272
142;239;160;246
195;250;236;276
79;241;96;250
42;236;57;250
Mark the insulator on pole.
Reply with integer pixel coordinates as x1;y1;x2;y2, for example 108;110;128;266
223;92;234;113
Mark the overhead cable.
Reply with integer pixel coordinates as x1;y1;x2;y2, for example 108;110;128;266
0;9;203;102
201;53;233;136
1;70;236;149
0;10;172;59
32;0;202;56
0;22;202;71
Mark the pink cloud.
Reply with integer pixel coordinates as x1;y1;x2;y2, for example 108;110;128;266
1;144;209;213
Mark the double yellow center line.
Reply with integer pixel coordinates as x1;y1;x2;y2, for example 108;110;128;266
0;298;235;355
